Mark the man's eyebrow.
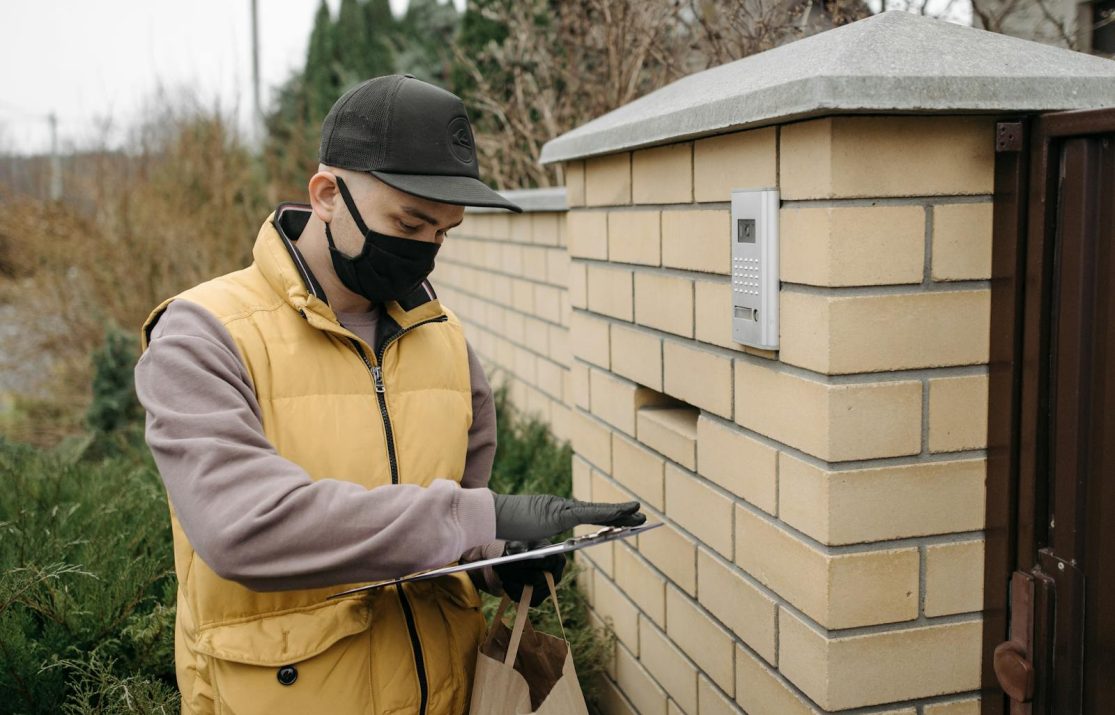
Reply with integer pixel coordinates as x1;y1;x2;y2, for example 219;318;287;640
400;206;463;230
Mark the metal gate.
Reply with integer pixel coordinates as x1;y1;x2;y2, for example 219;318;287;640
984;108;1115;714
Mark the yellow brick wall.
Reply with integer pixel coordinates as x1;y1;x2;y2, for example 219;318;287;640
430;113;997;714
428;209;573;443
565;115;999;715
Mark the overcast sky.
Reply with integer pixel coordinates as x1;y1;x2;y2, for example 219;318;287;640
0;0;465;155
1;0;969;157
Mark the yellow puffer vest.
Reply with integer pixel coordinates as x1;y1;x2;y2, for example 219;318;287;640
140;205;486;715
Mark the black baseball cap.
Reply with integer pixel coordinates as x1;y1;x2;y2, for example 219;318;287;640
319;74;523;213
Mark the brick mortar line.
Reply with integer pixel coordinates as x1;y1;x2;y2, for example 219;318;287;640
923;204;935;286
571;354;988;476
921;379;932;456
576;404;986;555
574;305;992;385
565;193;993;214
780;194;994;208
690;275;697;387
571;255;993;294
433;255;568;293
919;544;929;620
658;312;666;400
630;251;637;346
588;468;981;642
780;279;992;296
436;281;569;332
453;311;570;372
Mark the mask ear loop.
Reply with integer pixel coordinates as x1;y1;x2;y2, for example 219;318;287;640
334;176;372;236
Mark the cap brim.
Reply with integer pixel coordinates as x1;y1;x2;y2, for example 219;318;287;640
370;171;524;213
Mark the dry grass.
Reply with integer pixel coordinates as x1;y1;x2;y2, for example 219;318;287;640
0;94;269;445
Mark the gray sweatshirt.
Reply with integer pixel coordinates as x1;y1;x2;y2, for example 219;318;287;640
134;297;508;595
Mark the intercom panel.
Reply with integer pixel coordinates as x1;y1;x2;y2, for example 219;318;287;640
730;188;779;350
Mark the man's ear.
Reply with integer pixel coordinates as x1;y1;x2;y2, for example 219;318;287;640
307;171;339;224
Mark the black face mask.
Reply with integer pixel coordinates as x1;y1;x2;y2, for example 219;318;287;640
325;176;441;304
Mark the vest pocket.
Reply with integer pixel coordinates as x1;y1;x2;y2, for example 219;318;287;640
208;629;373;715
191;599;374;715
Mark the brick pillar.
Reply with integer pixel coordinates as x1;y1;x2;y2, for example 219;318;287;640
562;114;994;714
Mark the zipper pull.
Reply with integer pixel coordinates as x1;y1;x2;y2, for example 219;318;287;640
372;366;386;394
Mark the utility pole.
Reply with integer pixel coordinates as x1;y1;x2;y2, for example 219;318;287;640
250;0;263;149
48;112;61;201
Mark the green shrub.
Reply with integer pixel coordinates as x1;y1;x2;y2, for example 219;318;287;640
482;376;615;708
85;325;143;437
80;323;147;463
0;439;178;714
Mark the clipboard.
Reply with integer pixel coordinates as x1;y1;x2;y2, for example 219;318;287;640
325;521;663;600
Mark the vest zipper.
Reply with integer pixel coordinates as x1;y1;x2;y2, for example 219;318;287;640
348;312;448;715
353;340;401;483
349;313;448;486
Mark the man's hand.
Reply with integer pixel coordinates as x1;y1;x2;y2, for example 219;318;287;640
492;539;566;608
492;493;645;542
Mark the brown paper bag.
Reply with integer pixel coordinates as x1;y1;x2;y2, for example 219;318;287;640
468;571;591;715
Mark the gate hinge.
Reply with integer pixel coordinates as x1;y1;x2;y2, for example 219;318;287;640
997;122;1024;152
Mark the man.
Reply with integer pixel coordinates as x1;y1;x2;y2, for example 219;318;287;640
134;74;644;715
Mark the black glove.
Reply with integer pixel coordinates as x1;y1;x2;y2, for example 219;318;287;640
492;538;566;608
492;492;645;542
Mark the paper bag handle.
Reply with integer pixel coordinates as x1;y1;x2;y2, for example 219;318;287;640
543;571;568;641
482;571;569;667
482;593;516;652
502;587;532;666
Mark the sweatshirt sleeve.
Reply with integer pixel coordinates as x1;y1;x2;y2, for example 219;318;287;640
458;339;508;597
133;299;497;592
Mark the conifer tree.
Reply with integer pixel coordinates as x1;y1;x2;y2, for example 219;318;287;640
335;0;374;82
395;0;461;84
364;0;398;78
304;0;340;121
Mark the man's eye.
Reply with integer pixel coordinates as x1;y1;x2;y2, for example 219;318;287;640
399;221;421;231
